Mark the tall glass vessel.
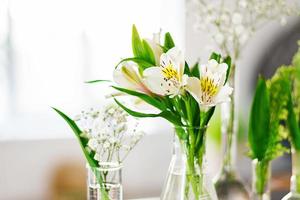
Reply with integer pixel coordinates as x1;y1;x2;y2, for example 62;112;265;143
214;71;250;200
87;163;123;200
251;159;271;200
282;148;300;200
161;127;218;200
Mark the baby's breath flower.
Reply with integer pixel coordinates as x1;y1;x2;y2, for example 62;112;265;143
190;0;300;61
232;13;243;25
75;103;144;164
88;138;99;151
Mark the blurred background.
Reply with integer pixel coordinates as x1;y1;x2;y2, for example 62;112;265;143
0;0;299;199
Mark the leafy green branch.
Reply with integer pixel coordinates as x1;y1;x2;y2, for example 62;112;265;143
52;108;110;200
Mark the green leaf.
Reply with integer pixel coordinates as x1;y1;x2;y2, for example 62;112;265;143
130;25;156;71
114;99;182;126
142;39;156;65
201;107;216;127
223;56;231;84
209;52;221;63
164;32;175;52
191;62;200;78
112;86;166;110
248;78;270;161
184;62;191;75
159;45;169;53
132;25;145;59
115;57;154;70
287;92;300;150
52;108;98;167
85;80;111;84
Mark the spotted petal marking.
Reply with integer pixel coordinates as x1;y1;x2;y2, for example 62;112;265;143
161;63;179;81
200;76;220;104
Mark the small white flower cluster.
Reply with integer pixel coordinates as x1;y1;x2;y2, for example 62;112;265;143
190;0;299;61
74;103;144;163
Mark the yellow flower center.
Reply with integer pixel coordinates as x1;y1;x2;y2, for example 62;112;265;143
162;64;179;80
200;76;219;98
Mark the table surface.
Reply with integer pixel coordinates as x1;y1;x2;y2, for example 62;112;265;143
130;198;159;200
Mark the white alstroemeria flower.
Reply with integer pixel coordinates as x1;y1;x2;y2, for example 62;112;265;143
186;59;233;107
146;32;163;65
113;62;151;94
143;47;185;96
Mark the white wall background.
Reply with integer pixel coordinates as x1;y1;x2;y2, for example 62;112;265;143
0;0;184;199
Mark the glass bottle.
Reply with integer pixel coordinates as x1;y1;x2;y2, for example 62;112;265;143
214;71;250;200
251;159;271;200
161;127;218;200
282;148;300;200
87;162;123;200
161;132;187;200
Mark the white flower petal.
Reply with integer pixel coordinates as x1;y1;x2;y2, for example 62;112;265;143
207;59;219;69
113;63;141;89
143;67;166;95
160;47;184;78
113;62;152;94
214;63;228;85
213;84;233;104
186;77;201;103
200;64;210;77
143;67;179;96
146;36;163;65
132;97;160;112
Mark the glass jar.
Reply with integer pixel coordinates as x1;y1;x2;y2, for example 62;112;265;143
87;162;123;200
161;126;218;200
214;73;249;200
251;159;271;200
282;148;300;200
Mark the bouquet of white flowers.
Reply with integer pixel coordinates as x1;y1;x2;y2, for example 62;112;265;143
88;25;233;200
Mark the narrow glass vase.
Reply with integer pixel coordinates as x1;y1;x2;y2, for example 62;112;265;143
214;72;250;200
161;127;218;200
87;162;123;200
251;159;271;200
282;148;300;200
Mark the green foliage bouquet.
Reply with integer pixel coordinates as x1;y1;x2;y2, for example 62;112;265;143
248;46;300;198
98;25;233;199
284;45;300;197
248;73;290;199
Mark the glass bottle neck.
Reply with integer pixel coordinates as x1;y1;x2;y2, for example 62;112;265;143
173;133;184;156
220;73;238;173
252;159;271;200
172;128;206;170
290;148;300;194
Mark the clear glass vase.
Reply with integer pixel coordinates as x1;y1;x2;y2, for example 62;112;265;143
87;162;123;200
214;71;250;200
282;148;300;200
161;127;218;200
251;159;271;200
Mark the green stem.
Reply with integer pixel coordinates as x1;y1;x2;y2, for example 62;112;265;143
292;149;300;193
222;67;236;172
184;97;201;199
92;168;110;200
252;160;270;197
